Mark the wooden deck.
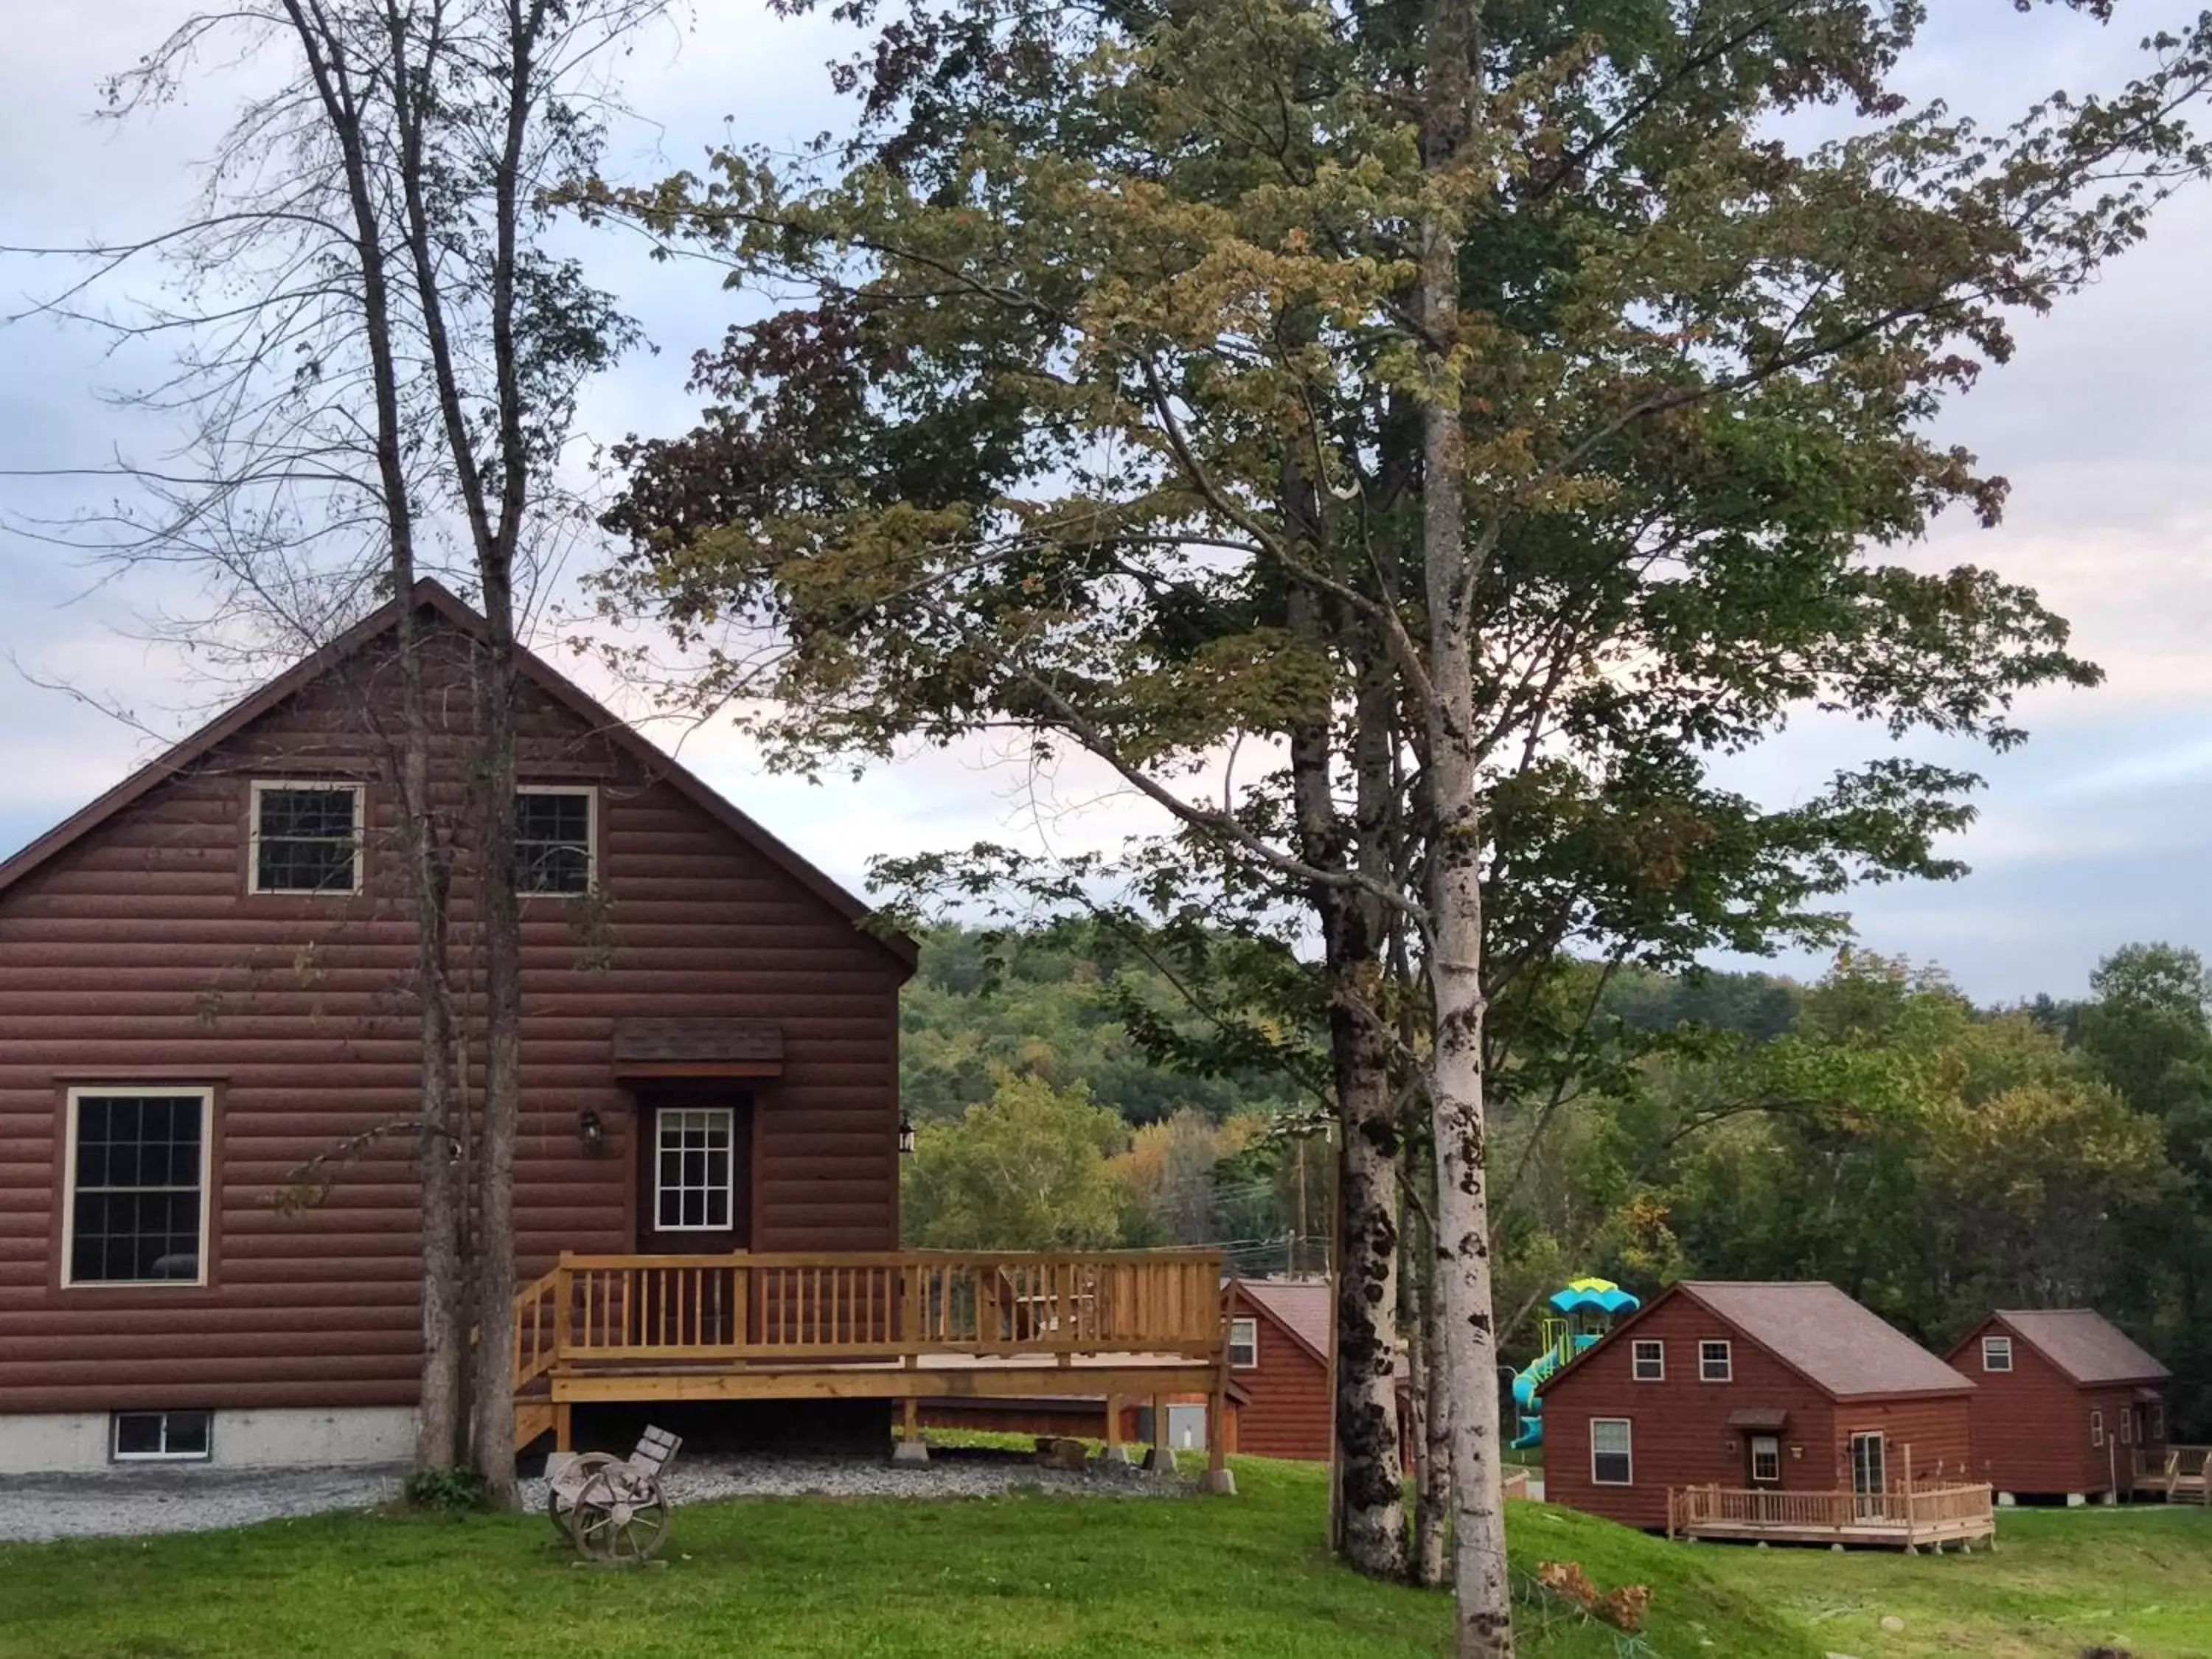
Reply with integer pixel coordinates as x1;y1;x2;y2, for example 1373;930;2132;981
1666;1482;1996;1551
512;1249;1231;1475
2132;1446;2212;1505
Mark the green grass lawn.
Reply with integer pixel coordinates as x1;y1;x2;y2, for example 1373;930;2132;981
1692;1503;2212;1659
1;1460;2205;1659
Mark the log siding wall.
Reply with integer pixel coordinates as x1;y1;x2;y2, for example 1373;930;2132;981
1543;1293;1975;1531
0;622;905;1419
1225;1286;1332;1461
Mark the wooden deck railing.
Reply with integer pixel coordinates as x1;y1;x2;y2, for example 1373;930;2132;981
2132;1445;2211;1499
1667;1481;1994;1544
511;1249;1226;1384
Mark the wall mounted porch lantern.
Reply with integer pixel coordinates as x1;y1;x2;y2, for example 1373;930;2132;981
897;1113;917;1157
579;1110;607;1155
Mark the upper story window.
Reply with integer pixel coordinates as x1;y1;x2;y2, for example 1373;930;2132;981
64;1088;212;1286
250;782;363;894
1229;1317;1259;1369
515;787;596;895
1981;1335;2013;1373
1631;1340;1664;1382
1699;1340;1733;1382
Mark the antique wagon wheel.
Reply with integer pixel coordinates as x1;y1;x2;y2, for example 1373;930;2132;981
569;1467;672;1565
547;1452;623;1541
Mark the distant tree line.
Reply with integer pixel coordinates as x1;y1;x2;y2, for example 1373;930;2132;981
904;925;2212;1439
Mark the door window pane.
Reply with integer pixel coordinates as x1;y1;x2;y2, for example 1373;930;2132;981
655;1108;734;1231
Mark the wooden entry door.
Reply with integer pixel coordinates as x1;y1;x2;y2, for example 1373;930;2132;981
1849;1432;1887;1521
636;1096;752;1252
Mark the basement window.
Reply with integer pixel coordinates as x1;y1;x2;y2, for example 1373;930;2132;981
112;1409;212;1463
1631;1340;1664;1382
1229;1318;1259;1369
250;781;363;894
515;786;596;895
1981;1335;2013;1373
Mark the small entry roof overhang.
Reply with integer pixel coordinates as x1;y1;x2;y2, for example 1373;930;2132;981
613;1018;785;1079
1727;1407;1791;1433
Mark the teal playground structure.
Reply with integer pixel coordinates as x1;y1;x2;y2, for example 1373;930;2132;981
1510;1277;1641;1450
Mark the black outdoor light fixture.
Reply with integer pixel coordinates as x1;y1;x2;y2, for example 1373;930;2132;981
579;1110;607;1155
897;1113;917;1157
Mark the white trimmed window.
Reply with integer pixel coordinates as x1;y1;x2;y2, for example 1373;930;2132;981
1699;1340;1733;1382
1229;1317;1259;1369
1590;1418;1633;1485
249;781;364;894
1631;1339;1665;1382
515;786;596;895
1750;1435;1781;1484
2090;1411;2104;1447
653;1107;734;1231
63;1088;213;1286
113;1409;212;1462
2121;1410;2134;1444
1981;1335;2013;1373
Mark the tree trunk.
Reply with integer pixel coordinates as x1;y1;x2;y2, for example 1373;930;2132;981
1405;1128;1452;1587
1419;0;1512;1644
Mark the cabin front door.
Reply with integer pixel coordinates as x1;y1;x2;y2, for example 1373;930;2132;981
634;1094;753;1252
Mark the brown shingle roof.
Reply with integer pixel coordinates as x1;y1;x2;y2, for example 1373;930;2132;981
1237;1279;1332;1362
1993;1310;2169;1386
1679;1282;1973;1400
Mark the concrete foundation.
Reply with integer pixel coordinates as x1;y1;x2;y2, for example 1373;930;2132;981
891;1438;931;1464
0;1407;417;1475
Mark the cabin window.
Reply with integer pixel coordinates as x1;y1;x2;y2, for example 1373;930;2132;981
2152;1403;2166;1440
654;1107;734;1231
1229;1318;1259;1369
2120;1410;2133;1444
63;1088;212;1286
2090;1411;2104;1447
1699;1340;1733;1382
111;1409;212;1463
1631;1340;1664;1382
1750;1435;1781;1484
1590;1419;1633;1485
249;782;363;894
1981;1335;2012;1373
515;786;596;894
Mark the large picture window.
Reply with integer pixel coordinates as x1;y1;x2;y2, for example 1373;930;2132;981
250;782;362;894
66;1089;212;1285
515;787;595;895
1590;1419;1633;1485
655;1107;734;1231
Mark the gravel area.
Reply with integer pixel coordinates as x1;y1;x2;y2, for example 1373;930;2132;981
0;1450;1184;1545
0;1464;406;1544
520;1448;1191;1511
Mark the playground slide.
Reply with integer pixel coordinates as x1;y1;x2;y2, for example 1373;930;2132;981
1509;1332;1600;1449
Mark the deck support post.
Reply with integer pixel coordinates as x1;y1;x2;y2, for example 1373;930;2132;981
1144;1392;1178;1474
1101;1394;1131;1466
894;1396;928;1464
1202;1371;1234;1495
554;1402;572;1453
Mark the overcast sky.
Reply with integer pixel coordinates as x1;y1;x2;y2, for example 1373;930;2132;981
2;0;2210;1005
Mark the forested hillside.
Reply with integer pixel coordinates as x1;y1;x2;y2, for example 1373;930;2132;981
902;926;2212;1436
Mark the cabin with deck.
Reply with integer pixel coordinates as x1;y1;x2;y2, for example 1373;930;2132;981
0;582;1227;1478
1944;1310;2189;1503
1542;1281;1992;1550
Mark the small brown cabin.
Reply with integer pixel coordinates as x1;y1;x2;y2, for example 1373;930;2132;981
1945;1310;2171;1501
0;583;917;1474
1542;1281;1977;1531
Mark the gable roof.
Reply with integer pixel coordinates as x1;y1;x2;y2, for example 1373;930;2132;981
1234;1279;1331;1366
1975;1310;2170;1388
1547;1281;1973;1402
0;581;914;970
